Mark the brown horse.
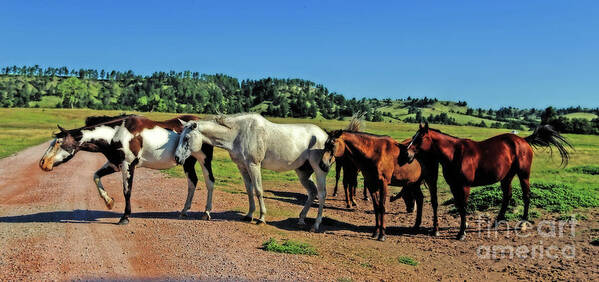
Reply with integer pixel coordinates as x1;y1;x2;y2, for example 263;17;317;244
404;123;572;240
331;159;368;208
323;130;439;241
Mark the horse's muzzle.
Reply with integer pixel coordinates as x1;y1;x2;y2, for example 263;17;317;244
39;158;53;171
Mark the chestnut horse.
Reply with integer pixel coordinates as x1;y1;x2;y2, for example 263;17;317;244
323;130;439;241
405;123;571;240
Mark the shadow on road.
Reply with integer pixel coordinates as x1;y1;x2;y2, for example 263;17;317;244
0;210;245;224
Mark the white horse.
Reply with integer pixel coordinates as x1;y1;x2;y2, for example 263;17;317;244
174;113;330;231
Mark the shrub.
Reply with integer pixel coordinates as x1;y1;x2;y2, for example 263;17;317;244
397;256;418;266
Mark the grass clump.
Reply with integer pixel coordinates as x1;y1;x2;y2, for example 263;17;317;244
443;183;599;215
591;238;599;246
566;165;599;175
262;238;318;255
397;256;418;266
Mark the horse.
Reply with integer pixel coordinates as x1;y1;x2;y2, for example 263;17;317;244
330;118;368;207
404;122;572;240
322;130;439;241
39;114;216;224
174;113;330;232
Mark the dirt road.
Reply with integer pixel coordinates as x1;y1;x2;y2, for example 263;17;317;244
0;143;597;280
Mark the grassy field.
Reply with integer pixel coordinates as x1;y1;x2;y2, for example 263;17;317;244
563;112;598;120
2;107;598;218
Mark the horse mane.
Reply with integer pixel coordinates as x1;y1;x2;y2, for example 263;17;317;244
346;113;365;132
85;114;133;127
55;114;134;139
212;112;262;129
427;127;459;139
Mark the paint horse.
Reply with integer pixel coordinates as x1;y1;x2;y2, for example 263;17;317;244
39;114;215;224
322;130;439;241
175;113;330;232
404;123;572;240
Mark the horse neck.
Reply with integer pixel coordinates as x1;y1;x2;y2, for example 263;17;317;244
196;121;237;151
428;130;459;163
339;133;375;166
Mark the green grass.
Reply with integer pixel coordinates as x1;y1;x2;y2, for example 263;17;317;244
397;256;418;266
444;182;599;216
591;238;599;246
566;165;599;175
262;238;318;255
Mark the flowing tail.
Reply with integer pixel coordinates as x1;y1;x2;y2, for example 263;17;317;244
524;125;573;166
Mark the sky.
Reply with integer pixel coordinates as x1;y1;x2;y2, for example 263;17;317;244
1;0;597;109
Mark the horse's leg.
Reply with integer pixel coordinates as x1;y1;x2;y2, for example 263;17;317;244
413;185;424;231
312;169;327;232
378;182;388;241
179;157;198;218
494;174;515;227
93;162;118;209
247;162;266;224
343;177;351;208
518;170;532;230
363;179;369;200
118;161;136;225
199;158;216;221
296;168;316;227
236;163;255;222
350;170;358;207
451;184;469;240
370;188;380;239
333;162;341;197
427;169;440;236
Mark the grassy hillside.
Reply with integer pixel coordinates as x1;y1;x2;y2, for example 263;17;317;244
564;112;598;120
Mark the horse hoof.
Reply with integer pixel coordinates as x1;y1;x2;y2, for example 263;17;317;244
256;219;265;225
432;230;440;237
201;213;211;221
332;193;338;197
456;233;466;241
378;235;386;242
371;232;379;238
520;221;532;231
117;218;129;225
106;198;114;210
363;197;369;201
178;212;188;219
346;205;351;209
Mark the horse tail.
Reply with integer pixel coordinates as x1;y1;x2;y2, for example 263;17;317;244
524;125;573;166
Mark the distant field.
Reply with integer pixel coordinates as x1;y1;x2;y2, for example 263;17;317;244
2;107;598;218
564;112;598;120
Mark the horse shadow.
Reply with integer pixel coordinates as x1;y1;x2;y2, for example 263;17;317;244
268;216;435;237
0;210;245;224
264;189;358;212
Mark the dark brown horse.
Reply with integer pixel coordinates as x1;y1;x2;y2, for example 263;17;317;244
331;159;368;208
323;130;439;241
405;123;572;240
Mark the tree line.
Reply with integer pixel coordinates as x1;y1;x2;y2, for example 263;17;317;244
0;65;384;121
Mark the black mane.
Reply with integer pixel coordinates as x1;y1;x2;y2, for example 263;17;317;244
55;114;133;139
85;114;132;127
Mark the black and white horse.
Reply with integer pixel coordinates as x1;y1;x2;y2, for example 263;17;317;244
39;114;215;224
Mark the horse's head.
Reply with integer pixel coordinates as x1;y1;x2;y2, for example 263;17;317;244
322;129;346;166
403;122;432;162
175;120;202;165
39;125;79;171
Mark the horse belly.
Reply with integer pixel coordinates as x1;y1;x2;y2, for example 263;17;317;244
138;128;178;170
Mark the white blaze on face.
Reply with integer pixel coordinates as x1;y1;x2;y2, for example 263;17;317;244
40;138;74;170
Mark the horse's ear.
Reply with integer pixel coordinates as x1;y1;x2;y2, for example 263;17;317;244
424;122;429;130
57;124;67;133
324;129;330;135
178;119;189;127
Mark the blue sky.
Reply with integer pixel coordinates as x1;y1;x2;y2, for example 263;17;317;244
1;1;597;109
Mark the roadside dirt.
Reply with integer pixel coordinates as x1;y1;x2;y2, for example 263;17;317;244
0;143;597;280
